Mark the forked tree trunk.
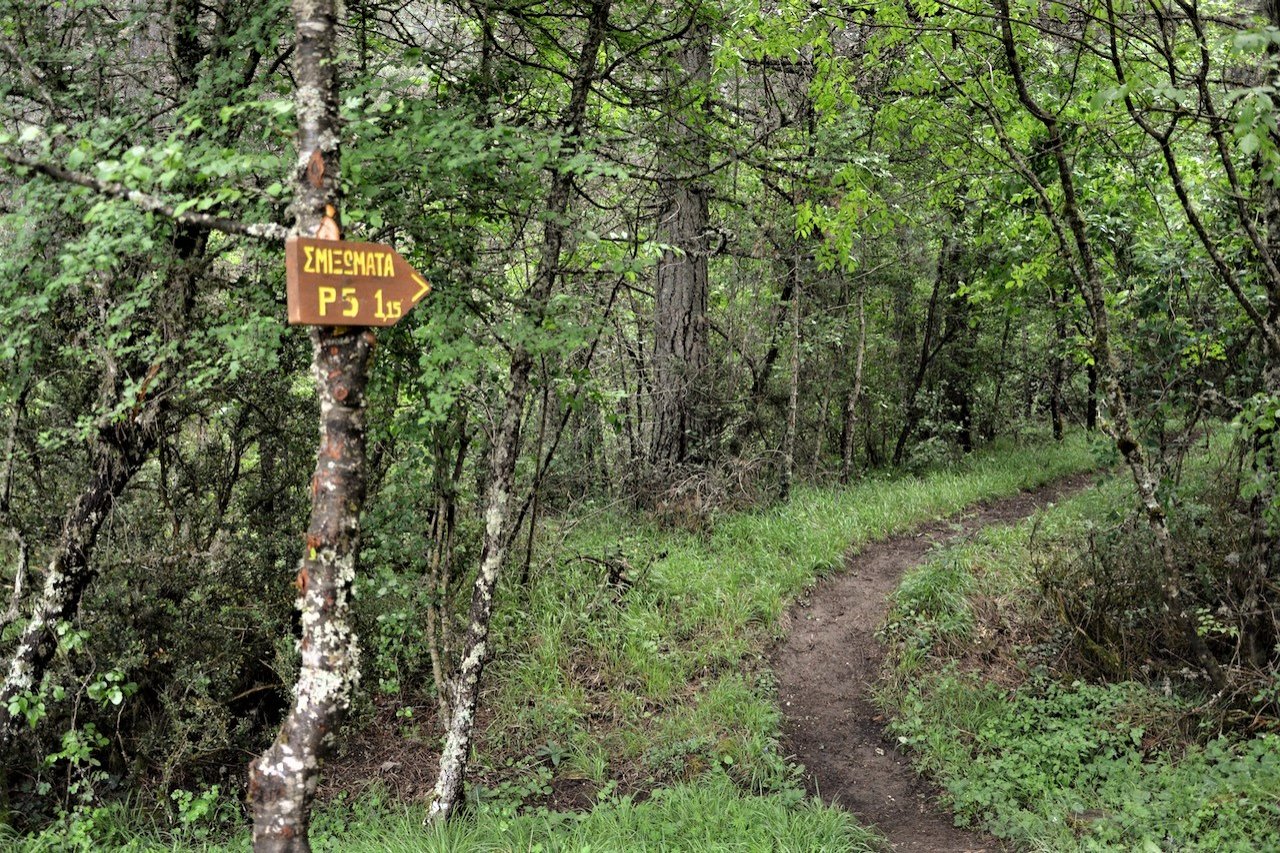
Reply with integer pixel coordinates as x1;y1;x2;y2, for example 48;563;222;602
427;0;612;822
248;0;376;848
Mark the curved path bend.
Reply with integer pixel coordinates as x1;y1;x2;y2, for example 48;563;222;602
773;473;1095;852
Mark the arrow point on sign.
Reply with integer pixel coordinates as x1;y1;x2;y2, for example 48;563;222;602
411;272;431;302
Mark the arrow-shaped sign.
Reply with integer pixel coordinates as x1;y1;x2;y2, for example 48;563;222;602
285;236;431;327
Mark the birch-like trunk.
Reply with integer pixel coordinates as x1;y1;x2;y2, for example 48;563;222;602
428;0;612;822
839;287;866;484
248;0;375;848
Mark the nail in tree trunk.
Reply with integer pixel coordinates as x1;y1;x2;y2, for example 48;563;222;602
428;0;612;822
248;0;375;847
650;19;711;472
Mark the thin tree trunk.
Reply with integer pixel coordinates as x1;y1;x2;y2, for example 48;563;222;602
780;260;801;501
892;269;945;466
840;286;866;484
1050;281;1068;441
1086;363;1098;431
986;312;1012;440
1;382;30;634
427;0;612;822
810;394;828;472
995;0;1225;690
519;366;551;588
426;407;467;725
248;0;376;846
729;269;795;452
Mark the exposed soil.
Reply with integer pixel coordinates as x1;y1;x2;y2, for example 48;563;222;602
772;472;1096;852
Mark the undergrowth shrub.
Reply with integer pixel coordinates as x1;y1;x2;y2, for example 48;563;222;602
1033;455;1268;708
881;444;1280;850
890;673;1280;850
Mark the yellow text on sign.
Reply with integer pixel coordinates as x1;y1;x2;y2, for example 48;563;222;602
374;290;402;321
303;245;396;278
317;287;360;318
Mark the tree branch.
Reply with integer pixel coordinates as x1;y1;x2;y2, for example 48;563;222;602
3;152;288;243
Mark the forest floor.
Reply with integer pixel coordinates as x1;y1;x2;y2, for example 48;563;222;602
773;471;1096;853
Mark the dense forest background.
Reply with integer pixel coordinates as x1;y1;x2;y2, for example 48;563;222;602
2;0;1280;847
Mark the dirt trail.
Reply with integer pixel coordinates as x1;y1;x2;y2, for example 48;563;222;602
772;473;1095;852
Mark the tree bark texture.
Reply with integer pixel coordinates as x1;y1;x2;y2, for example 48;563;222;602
650;20;711;471
248;0;375;848
0;424;155;745
427;0;612;822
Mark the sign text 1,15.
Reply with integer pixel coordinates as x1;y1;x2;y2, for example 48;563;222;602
285;236;431;327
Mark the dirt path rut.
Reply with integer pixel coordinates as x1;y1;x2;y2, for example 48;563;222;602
772;473;1094;852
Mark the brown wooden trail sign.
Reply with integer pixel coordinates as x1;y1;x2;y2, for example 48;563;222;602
285;236;431;326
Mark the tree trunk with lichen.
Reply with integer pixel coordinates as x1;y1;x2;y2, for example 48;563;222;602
0;423;155;744
427;0;612;822
247;0;374;848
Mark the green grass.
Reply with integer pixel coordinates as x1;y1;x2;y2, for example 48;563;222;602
477;432;1100;794
11;433;1101;850
4;777;878;852
878;439;1280;851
